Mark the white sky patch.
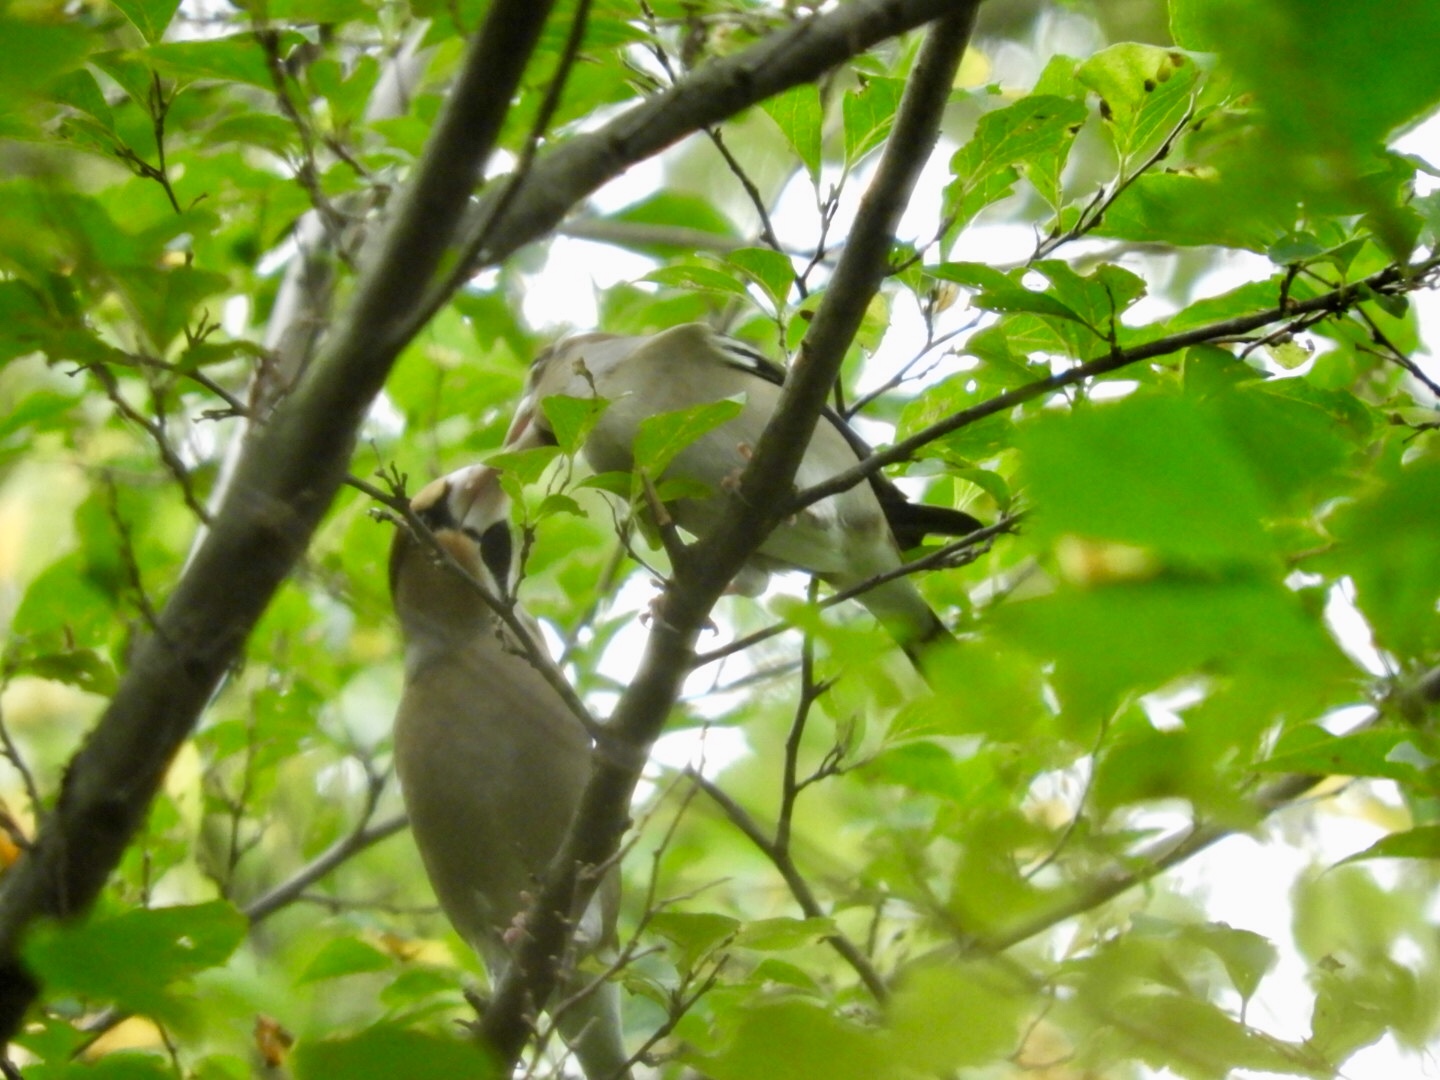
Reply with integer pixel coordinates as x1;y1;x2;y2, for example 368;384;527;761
1325;579;1390;677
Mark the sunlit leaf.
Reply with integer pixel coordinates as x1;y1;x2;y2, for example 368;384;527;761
632;397;744;476
763;83;823;180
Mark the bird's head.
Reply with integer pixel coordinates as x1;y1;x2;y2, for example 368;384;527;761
389;464;515;653
503;331;628;450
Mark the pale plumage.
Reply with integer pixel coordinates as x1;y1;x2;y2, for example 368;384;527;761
389;464;630;1080
504;323;980;661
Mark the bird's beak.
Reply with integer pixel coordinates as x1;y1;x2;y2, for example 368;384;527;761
445;464;503;531
504;393;539;448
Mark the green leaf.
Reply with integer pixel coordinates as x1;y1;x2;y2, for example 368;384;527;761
42;1051;177;1079
643;263;751;299
1019;392;1274;564
734;917;834;952
118;266;232;352
887;964;1029;1072
699;998;886;1080
110;0;182;44
23;902;246;1018
11;552;116;647
1306;954;1400;1062
1077;44;1197;163
535;491;585;520
842;76;903;165
933;261;1085;323
898;372;1014;461
1188;924;1279;1004
1323;458;1440;654
0;17;90;104
945;95;1088;233
649;911;739;970
1093;727;1208;812
48;69;116;133
607;192;739;255
487;445;562;487
1202;384;1356;512
1174;0;1440;259
727;247;795;313
1338;826;1440;866
1111;992;1328;1078
88;50;157;111
998;578;1346;726
763;84;823;180
0;390;76;446
9;649;118;696
1032;259;1147;333
632;398;744;478
1260;728;1424;785
1099;168;1294;252
143;35;284;89
540;393;609;456
292;1024;499;1080
1179;0;1440;153
299;937;394;983
264;0;373;21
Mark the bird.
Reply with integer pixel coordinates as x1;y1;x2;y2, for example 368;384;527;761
388;463;631;1080
502;322;982;665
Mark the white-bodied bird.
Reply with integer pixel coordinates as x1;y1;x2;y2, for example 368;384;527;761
504;322;980;664
389;464;631;1080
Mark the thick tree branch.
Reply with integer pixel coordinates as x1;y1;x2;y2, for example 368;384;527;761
0;0;557;1040
476;5;982;1068
403;0;974;344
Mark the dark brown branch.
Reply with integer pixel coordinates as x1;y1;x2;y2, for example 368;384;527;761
791;254;1440;515
0;0;558;1040
476;6;981;1068
244;813;409;925
409;0;974;346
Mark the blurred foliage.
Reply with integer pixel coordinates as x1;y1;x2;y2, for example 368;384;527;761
0;0;1438;1077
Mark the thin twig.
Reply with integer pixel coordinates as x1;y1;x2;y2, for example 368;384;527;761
0;696;40;841
687;769;889;1002
244;814;409;925
1031;96;1197;262
98;476;162;635
942;663;1440;962
791;253;1440;515
84;363;212;524
692;515;1016;668
371;465;602;736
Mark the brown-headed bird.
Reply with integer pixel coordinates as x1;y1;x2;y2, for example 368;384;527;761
389;464;631;1080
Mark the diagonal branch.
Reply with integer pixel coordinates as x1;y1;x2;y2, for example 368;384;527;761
475;5;983;1070
947;663;1440;963
790;253;1440;515
402;0;973;348
0;0;558;1041
0;0;988;1056
687;769;889;1002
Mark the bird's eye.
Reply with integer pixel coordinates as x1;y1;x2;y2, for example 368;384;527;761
477;520;514;589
